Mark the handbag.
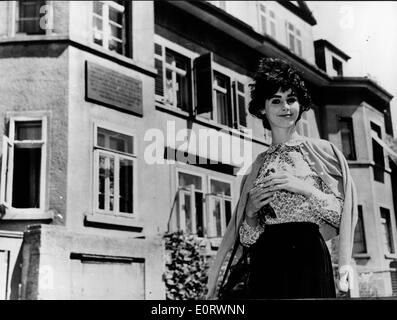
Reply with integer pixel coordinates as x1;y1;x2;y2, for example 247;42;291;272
218;240;250;300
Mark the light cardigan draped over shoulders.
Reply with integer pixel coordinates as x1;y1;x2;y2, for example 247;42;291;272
206;136;358;299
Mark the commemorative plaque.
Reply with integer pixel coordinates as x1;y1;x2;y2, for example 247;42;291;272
86;61;143;116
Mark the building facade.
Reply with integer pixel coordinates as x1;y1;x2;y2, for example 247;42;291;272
0;1;396;299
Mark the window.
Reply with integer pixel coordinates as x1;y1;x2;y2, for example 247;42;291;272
296;112;309;137
339;117;356;160
258;3;276;38
371;122;384;183
16;0;46;35
353;205;367;254
154;44;192;112
177;171;205;237
380;207;394;254
286;21;302;57
207;178;232;238
233;81;247;128
213;72;232;127
176;170;233;238
92;1;132;56
1;117;47;211
194;53;247;129
332;57;343;76
94;126;136;216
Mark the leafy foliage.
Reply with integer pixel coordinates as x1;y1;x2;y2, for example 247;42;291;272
163;231;210;300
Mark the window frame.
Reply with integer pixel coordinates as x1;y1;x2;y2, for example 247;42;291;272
212;71;232;127
338;116;357;160
206;175;233;239
353;205;368;256
175;168;206;236
91;1;127;56
258;2;276;39
379;206;396;256
285;20;303;57
0;116;47;214
92;123;137;218
154;39;194;113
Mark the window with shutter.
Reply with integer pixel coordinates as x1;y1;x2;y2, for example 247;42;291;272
1;117;47;212
339;117;356;160
194;52;214;115
233;81;247;129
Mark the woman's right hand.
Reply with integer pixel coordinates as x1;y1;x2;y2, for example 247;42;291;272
245;184;276;219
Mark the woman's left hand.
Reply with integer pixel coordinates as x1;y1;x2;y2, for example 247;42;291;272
260;172;317;198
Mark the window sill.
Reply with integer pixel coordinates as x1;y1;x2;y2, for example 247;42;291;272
385;253;397;259
155;101;270;147
85;212;144;230
353;253;371;259
0;208;54;220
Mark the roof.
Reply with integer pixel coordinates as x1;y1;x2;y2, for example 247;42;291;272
277;1;317;26
314;39;351;61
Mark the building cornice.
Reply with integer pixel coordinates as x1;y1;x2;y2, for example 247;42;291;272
277;1;317;26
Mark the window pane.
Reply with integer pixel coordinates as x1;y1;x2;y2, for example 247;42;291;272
210;179;231;196
109;6;123;25
108;38;123;54
165;69;174;105
270;21;276;38
260;15;267;34
289;34;295;51
110;24;122;40
93;1;103;15
216;91;231;126
195;192;204;237
98;155;106;210
225;200;231;226
176;73;189;112
97;127;133;154
212;198;222;237
296;39;302;56
381;208;394;253
119;158;133;213
18;0;45;34
178;172;202;190
180;193;193;234
109;157;114;211
15;121;42;140
12;147;41;208
353;206;367;254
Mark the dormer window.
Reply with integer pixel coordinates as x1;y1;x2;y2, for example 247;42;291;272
332;57;343;76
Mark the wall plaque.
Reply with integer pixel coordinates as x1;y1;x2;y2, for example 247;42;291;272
86;61;143;116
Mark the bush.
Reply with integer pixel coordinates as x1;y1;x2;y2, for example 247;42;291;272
163;231;210;300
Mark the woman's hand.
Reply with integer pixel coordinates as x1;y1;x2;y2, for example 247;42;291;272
260;172;317;198
245;184;275;220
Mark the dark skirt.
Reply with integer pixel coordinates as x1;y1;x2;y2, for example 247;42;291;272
248;222;336;299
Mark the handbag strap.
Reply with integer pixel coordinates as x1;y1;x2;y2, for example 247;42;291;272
219;236;249;291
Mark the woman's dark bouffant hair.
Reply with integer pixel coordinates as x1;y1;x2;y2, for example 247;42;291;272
248;57;313;128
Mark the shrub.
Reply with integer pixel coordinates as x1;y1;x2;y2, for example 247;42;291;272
163;231;210;300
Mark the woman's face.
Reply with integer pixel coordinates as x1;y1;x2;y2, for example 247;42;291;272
260;88;300;130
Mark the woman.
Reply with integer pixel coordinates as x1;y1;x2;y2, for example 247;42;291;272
207;58;358;299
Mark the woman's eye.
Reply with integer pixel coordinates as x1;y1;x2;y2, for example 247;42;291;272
271;99;281;104
287;97;297;104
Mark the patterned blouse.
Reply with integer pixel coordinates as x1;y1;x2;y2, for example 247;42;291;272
239;139;344;247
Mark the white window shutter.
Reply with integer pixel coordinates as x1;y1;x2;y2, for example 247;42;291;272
0;136;13;208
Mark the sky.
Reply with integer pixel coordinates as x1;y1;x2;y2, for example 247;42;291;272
308;1;397;136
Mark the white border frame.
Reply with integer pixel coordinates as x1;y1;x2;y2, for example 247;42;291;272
92;122;138;219
1;116;47;215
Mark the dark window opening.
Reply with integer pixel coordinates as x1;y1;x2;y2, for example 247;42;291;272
371;122;384;183
380;207;394;254
353;205;367;254
17;0;46;35
332;57;343;76
339;117;356;160
12;147;41;208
